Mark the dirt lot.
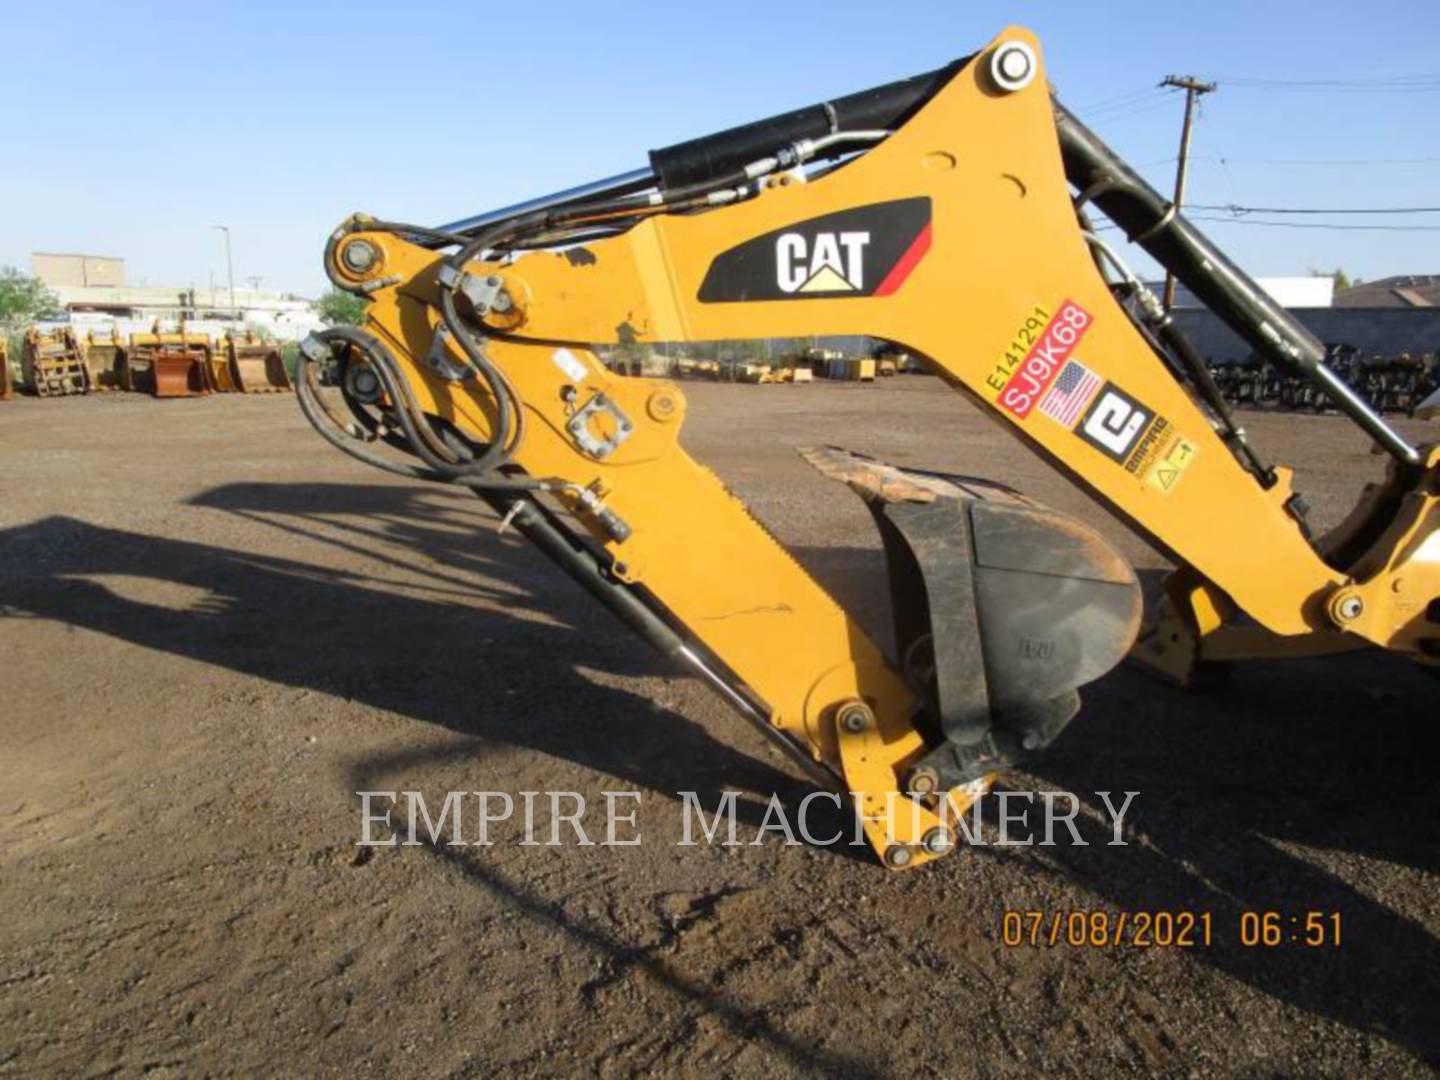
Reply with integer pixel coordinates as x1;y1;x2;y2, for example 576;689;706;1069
1;378;1436;1076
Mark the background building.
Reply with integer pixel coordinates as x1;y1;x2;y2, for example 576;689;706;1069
30;252;324;341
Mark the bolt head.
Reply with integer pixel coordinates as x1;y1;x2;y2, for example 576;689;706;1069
1336;595;1365;621
884;845;914;869
838;704;870;734
922;827;955;857
990;42;1037;92
341;240;377;273
908;767;938;796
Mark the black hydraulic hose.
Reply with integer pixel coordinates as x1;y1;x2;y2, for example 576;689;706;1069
295;336;451;483
299;327;540;491
1153;318;1277;484
434;288;517;474
313;326;461;471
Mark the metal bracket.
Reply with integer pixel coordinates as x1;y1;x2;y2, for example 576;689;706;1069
437;265;504;314
566;392;633;459
299;334;342;384
423;325;474;383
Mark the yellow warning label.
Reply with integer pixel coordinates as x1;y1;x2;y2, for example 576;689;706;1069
1147;436;1198;494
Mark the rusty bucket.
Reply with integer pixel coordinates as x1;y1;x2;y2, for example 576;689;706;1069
226;332;291;393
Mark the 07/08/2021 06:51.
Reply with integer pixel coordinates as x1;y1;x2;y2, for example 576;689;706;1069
999;910;1343;949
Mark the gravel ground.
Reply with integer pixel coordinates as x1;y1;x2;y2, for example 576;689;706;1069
0;379;1436;1076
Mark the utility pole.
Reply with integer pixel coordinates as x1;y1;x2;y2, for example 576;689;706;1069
1159;75;1216;311
212;225;237;321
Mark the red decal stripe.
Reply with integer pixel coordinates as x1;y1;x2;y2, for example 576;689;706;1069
873;222;932;296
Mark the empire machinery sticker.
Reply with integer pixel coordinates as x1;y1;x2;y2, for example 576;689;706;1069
1076;383;1198;494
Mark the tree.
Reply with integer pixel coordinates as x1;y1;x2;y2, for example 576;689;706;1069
0;266;62;333
315;287;368;326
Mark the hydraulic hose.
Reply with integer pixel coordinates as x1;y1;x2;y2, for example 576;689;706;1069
296;327;541;492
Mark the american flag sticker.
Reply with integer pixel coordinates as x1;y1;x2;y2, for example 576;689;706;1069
1038;360;1102;429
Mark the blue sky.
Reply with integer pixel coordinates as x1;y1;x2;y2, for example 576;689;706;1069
3;1;1438;297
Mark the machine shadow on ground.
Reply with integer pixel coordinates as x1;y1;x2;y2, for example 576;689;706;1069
1;482;1436;1065
0;487;849;842
804;542;1440;1066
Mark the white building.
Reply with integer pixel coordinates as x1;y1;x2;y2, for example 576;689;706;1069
32;253;326;342
1151;275;1336;310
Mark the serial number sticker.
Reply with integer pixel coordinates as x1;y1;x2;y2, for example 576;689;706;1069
984;305;1051;399
990;300;1094;419
1147;436;1198;494
552;347;588;383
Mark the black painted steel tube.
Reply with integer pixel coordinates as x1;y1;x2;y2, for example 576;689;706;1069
1054;102;1420;467
648;60;968;192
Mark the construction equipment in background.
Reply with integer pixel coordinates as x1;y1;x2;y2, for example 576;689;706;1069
223;331;291;393
1209;347;1440;418
826;356;877;381
22;328;91;397
201;330;238;393
875;343;922;374
0;339;12;400
154;345;213;396
300;27;1438;871
775;365;813;383
82;326;127;391
800;346;843;377
121;326;213;397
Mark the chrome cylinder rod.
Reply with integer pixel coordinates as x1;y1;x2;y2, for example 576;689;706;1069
436;167;656;236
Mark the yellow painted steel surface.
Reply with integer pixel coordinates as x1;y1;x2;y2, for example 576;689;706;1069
326;27;1438;864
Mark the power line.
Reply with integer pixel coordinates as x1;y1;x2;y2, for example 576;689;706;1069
1191;203;1440;215
1186;214;1440;232
1096;99;1189;125
1077;86;1181;119
1073;86;1160;113
1186;154;1440;167
1215;73;1440;93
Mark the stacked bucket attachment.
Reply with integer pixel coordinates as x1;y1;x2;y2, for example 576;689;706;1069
22;328;92;397
202;335;238;393
122;329;212;397
803;447;1142;792
10;322;292;400
82;327;126;391
223;331;291;392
